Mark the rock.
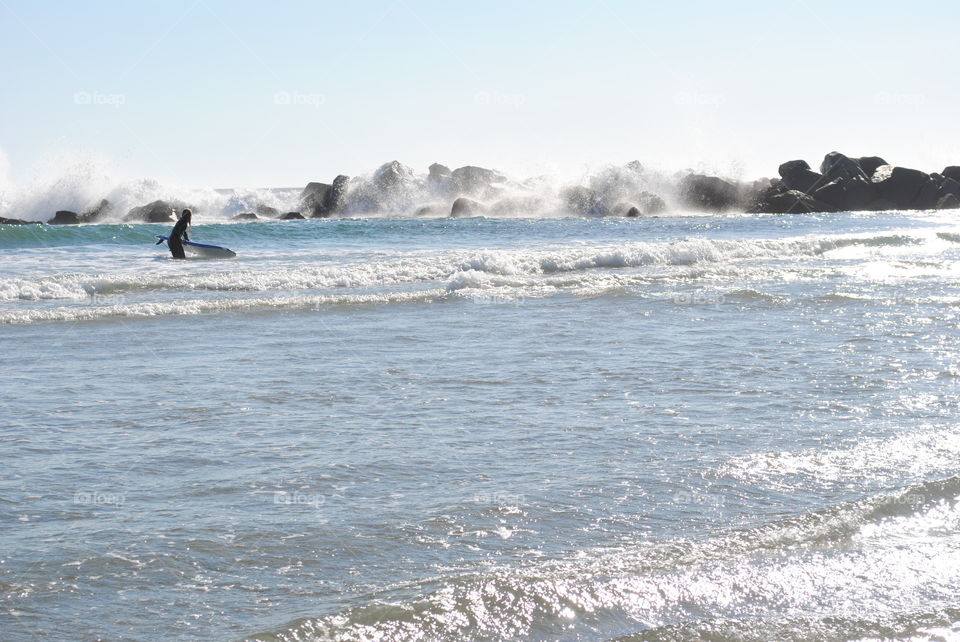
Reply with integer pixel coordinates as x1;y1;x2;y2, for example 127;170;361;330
939;177;960;199
942;167;960;182
450;197;484;217
0;216;40;225
280;211;305;220
778;160;810;177
373;161;415;191
857;156;889;178
300;182;331;217
49;210;81;225
428;163;451;179
811;180;846;210
256;204;280;218
871;165;929;208
914;178;941;210
750;188;829;214
842;178;878;211
937;193;960;209
820;152;868;183
125;200;176;223
625;206;641;217
451;166;506;197
83;198;111;222
232;213;259;221
678;174;739;212
323;175;350;214
49;199;112;224
779;166;825;194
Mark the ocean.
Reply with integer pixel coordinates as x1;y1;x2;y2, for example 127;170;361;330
3;211;960;640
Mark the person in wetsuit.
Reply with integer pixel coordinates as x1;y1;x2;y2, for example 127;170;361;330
168;209;192;259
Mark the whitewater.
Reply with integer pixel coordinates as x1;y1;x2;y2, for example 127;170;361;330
4;208;960;641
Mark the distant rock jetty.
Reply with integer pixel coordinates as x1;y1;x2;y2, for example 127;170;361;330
748;152;960;214
6;153;958;225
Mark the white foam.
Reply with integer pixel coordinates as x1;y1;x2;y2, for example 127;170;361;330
0;230;940;305
0;289;449;324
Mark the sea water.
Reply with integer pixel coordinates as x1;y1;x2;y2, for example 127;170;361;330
3;212;960;640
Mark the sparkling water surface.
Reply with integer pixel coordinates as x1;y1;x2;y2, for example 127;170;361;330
3;212;960;640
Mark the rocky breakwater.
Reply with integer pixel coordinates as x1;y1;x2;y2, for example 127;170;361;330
749;152;960;213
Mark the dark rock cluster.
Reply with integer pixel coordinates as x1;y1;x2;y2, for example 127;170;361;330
748;152;960;213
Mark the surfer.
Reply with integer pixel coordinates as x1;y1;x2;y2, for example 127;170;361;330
168;209;192;259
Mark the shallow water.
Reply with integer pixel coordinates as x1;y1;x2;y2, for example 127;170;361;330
3;212;960;640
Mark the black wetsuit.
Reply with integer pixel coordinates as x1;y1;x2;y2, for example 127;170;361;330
168;215;190;259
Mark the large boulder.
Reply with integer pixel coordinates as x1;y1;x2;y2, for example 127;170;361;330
678;174;739;212
856;156;889;178
778;159;810;177
450;166;506;197
779;164;824;194
871;165;929;208
427;163;453;195
373;161;414;191
914;178;941;210
256;204;280;218
125;200;176;223
232;212;258;221
50;210;81;225
939;177;960;199
820;152;868;183
300;182;331;218
842;178;878;211
750;187;829;214
428;163;451;179
811;180;846;210
937;194;960;209
83;198;111;222
450;197;484;217
323;175;350;214
942;166;960;182
280;211;305;220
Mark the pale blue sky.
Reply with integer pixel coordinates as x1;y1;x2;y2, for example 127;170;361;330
1;0;958;187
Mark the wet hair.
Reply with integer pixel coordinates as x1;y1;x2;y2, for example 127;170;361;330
182;208;192;217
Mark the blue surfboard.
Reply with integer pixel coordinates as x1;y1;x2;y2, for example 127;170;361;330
155;235;236;258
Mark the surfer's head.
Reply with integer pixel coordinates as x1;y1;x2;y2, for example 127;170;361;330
181;208;192;221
